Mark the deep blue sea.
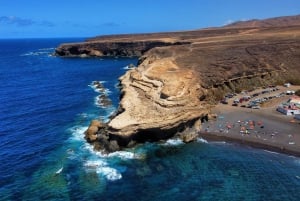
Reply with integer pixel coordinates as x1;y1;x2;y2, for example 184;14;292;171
0;38;300;201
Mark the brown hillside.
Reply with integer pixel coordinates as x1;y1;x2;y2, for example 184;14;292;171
225;14;300;28
55;15;300;152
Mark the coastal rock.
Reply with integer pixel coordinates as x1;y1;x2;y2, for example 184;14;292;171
91;81;113;108
106;57;209;145
85;120;105;142
96;94;112;108
56;15;300;152
180;132;199;143
55;41;189;57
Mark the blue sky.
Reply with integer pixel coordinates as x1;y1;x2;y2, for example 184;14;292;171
0;0;299;38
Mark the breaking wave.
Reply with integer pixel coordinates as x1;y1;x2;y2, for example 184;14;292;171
21;48;55;57
163;138;184;146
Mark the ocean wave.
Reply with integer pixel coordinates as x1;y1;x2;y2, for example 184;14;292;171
83;148;125;181
84;160;107;168
123;65;135;70
83;142;142;160
67;130;124;181
84;160;122;181
197;138;208;144
263;150;280;155
68;126;88;141
108;151;136;159
38;47;55;51
210;141;228;144
21;49;54;56
88;81;110;94
90;86;111;95
94;95;113;108
97;167;122;181
162;138;184;146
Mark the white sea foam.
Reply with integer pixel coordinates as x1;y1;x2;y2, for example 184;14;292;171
197;138;208;144
84;160;107;168
102;88;112;95
123;64;136;70
84;159;122;181
55;166;63;175
68;126;88;141
263;150;280;155
163;138;184;146
108;151;137;159
97;167;122;181
38;47;55;51
82;142;99;155
94;95;112;108
123;65;135;70
81;143;143;181
92;88;111;95
88;81;107;93
21;51;51;56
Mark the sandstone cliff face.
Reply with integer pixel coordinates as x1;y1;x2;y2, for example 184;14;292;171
56;16;300;152
106;57;208;145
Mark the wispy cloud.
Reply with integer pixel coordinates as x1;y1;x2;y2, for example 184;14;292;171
223;19;234;26
0;16;55;27
223;18;250;26
0;16;34;26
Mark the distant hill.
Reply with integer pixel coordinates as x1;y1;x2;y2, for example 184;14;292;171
225;14;300;28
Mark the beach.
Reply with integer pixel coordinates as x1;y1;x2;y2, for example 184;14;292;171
200;86;300;156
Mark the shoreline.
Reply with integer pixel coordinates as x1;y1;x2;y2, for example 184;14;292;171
198;131;300;157
199;90;300;157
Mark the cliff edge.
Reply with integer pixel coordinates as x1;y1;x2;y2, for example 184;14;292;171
56;15;300;152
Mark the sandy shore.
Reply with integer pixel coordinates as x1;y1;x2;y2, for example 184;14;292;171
199;86;300;156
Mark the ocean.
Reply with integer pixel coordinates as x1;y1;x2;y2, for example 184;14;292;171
0;38;299;201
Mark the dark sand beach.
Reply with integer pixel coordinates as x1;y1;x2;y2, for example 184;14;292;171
199;86;300;156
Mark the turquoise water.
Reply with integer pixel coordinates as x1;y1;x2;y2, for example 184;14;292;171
0;39;299;201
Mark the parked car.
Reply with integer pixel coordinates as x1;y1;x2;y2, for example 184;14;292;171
234;99;240;104
221;99;228;104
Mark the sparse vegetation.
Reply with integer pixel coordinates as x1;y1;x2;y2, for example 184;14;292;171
287;78;300;85
204;71;300;104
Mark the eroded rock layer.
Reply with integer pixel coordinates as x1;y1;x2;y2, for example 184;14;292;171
57;16;300;152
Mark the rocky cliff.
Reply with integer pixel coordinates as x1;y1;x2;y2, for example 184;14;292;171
55;40;190;57
56;15;300;152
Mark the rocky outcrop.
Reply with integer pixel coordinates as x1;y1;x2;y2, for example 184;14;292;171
85;120;105;142
56;15;300;152
55;41;190;57
106;58;209;145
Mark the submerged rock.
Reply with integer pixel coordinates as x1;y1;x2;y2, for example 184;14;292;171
97;94;112;107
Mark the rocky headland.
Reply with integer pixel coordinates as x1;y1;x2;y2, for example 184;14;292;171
56;15;300;153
